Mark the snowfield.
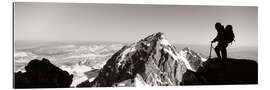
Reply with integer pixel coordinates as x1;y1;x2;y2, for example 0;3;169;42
14;42;124;86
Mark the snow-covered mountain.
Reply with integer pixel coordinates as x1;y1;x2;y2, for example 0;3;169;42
77;32;206;87
180;48;207;71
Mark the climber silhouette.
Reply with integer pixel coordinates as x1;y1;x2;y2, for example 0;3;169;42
211;22;235;60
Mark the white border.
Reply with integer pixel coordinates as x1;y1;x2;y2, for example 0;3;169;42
1;0;269;90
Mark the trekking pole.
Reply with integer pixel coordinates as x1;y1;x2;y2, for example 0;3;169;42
209;42;213;59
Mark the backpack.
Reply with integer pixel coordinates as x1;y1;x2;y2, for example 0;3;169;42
223;27;235;44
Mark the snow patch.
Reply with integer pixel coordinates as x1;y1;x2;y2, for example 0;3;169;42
134;74;150;87
71;76;88;87
117;46;136;66
201;57;207;62
88;77;95;82
60;64;92;87
176;53;195;71
160;38;171;46
163;48;194;71
146;43;151;47
60;64;92;75
179;50;188;58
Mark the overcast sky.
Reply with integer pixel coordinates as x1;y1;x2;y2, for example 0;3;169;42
14;2;257;47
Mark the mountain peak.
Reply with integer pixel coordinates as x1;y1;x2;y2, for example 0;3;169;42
143;32;164;40
139;32;171;46
78;32;195;87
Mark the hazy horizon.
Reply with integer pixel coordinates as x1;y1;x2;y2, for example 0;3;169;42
14;2;258;47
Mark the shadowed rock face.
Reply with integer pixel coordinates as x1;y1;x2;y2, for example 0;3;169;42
181;58;258;85
14;58;73;88
78;32;189;87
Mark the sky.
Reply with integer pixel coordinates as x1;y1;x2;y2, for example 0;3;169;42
14;2;257;47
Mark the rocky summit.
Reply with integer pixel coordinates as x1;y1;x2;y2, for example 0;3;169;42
181;58;258;85
78;32;199;87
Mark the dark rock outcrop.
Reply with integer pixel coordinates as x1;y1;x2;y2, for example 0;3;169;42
181;58;258;85
14;58;73;88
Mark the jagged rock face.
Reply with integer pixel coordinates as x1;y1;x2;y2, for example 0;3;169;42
180;48;206;71
86;32;189;87
15;58;73;88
